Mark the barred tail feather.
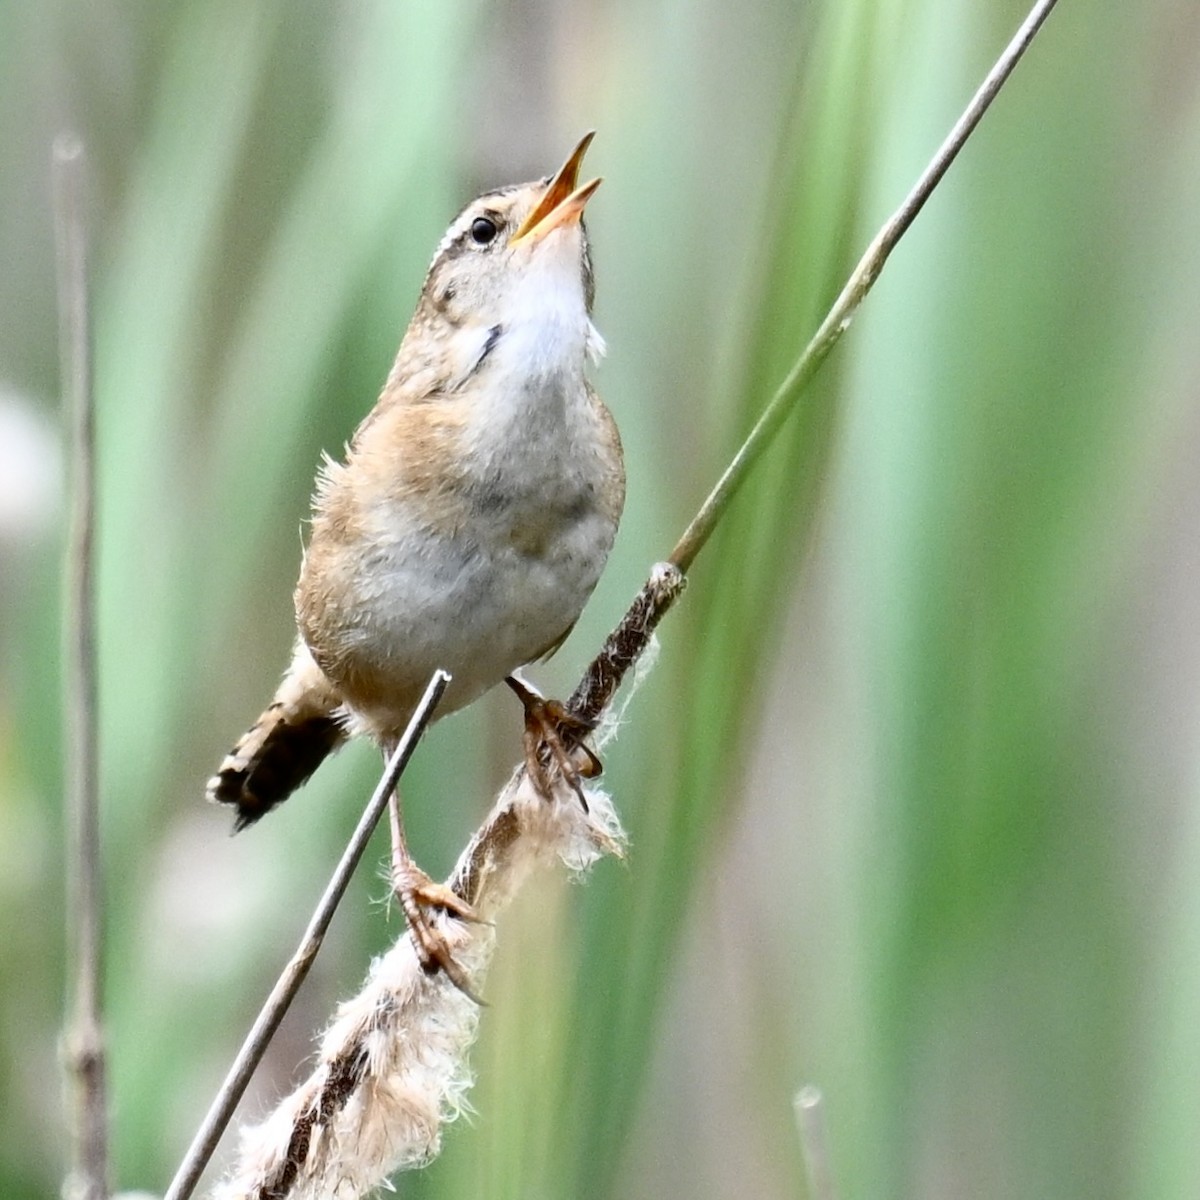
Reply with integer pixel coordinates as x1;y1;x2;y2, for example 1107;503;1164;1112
207;641;347;829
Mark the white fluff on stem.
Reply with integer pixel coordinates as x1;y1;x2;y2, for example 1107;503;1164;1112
211;773;625;1200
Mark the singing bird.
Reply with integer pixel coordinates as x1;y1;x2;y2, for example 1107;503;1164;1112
208;133;624;981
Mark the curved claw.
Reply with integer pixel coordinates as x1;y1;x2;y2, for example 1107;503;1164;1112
506;677;602;809
393;862;486;1005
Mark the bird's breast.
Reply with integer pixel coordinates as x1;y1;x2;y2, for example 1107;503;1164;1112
298;368;621;736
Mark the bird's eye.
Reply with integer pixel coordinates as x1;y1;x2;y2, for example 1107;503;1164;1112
470;216;499;246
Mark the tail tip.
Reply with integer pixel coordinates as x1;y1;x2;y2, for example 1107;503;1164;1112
207;765;269;832
207;711;345;832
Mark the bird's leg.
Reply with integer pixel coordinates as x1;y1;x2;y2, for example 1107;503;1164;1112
386;781;482;1002
504;675;602;810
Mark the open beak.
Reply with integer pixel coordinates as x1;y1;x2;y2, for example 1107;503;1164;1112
509;131;602;248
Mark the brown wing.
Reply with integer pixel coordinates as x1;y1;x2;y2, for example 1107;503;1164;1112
587;381;626;528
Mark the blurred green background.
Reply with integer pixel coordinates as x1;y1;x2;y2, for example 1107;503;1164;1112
3;0;1200;1197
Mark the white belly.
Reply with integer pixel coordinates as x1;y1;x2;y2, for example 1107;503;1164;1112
344;495;615;721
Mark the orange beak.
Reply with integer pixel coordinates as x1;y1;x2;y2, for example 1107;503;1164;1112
509;131;602;247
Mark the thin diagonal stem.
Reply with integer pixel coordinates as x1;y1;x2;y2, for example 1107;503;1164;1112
164;669;451;1200
54;132;108;1200
669;0;1060;572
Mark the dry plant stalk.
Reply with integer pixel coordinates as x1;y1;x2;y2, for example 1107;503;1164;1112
53;133;110;1200
212;565;682;1200
198;0;1059;1194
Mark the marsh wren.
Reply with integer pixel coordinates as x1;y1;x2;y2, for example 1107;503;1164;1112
208;133;624;984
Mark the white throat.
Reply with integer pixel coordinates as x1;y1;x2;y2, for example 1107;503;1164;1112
502;250;594;383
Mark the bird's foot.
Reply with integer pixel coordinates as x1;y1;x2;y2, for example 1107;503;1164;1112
506;676;601;810
392;860;484;1004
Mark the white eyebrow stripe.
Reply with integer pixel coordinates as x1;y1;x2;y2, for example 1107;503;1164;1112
430;208;477;266
427;177;534;269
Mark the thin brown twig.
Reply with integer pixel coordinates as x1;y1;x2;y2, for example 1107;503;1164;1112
53;132;109;1200
668;0;1060;572
165;670;451;1200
